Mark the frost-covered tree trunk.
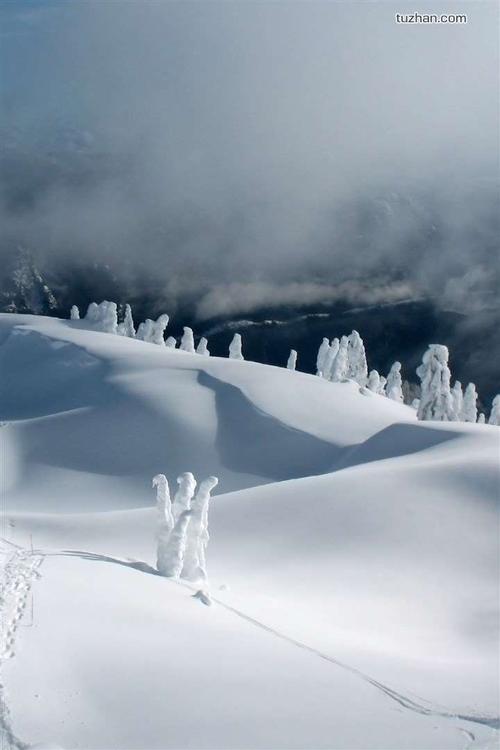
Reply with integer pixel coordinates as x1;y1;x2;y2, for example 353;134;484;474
172;472;197;522
451;381;463;421
488;395;500;425
229;333;244;360
196;337;210;356
316;338;330;377
416;344;454;421
330;336;349;382
180;327;195;353
323;338;339;380
386;362;403;402
165;336;177;349
287;349;297;371
346;331;368;386
153;474;175;574
70;305;80;320
182;476;218;582
150;314;169;345
157;510;192;578
367;370;381;393
462;383;478;423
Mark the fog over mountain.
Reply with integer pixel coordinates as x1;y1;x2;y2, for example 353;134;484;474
1;1;498;314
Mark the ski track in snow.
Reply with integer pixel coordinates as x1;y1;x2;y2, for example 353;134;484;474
20;543;500;749
2;539;498;750
0;540;44;750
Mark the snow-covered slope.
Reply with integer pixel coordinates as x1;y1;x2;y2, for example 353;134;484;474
0;313;498;750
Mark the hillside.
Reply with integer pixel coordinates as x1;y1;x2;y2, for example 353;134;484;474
0;313;498;750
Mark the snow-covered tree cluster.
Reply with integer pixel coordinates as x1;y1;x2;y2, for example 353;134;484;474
70;301;215;357
69;301;499;425
153;471;218;585
310;330;499;425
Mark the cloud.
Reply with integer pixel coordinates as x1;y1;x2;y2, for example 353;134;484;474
0;0;498;317
195;280;415;320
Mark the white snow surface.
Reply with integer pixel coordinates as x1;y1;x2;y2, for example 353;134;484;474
0;313;498;750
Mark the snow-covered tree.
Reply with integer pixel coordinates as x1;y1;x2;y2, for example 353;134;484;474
330;336;349;382
153;474;175;575
196;337;210;356
416;344;454;421
367;369;381;393
165;336;177;349
123;304;136;338
347;330;368;386
156;510;192;578
316;338;330;377
386;361;403;402
477;413;486;424
451;381;463;421
323;338;339;380
182;476;218;582
136;319;154;342
172;472;197;522
70;305;80;320
462;383;478;423
488;395;500;426
84;301;118;334
229;333;244;360
378;375;387;395
151;314;169;345
117;304;136;337
287;349;297;371
180;327;195;353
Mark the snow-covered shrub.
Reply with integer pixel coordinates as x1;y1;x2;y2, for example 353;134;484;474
346;331;368;386
287;349;297;371
488;395;500;425
316;338;330;377
196;337;210;356
416;344;454;421
386;362;403;402
84;301;118;334
411;398;420;410
182;476;218;582
378;375;387;395
180;327;195;353
323;338;339;380
70;305;80;320
367;370;381;393
330;336;349;382
165;336;177;349
477;413;486;424
173;472;197;522
451;381;463;421
229;333;244;360
462;383;478;423
157;510;192;578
